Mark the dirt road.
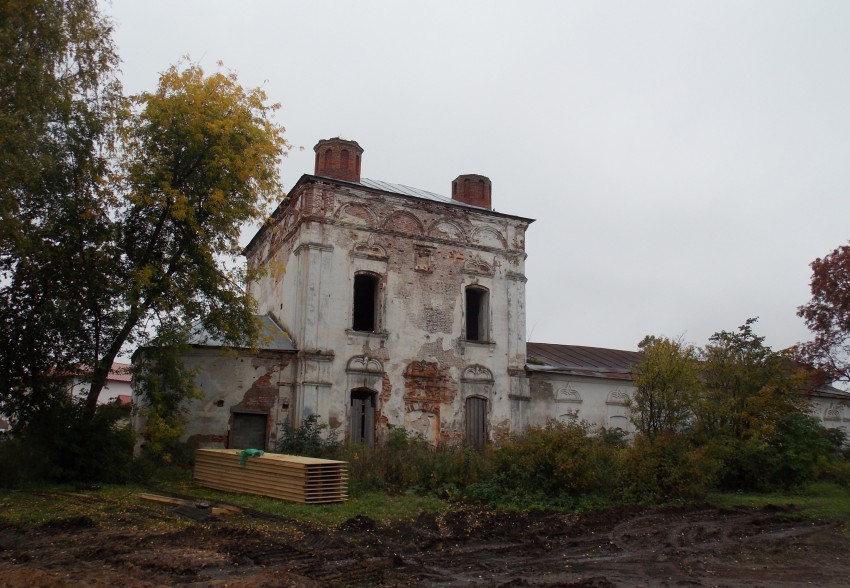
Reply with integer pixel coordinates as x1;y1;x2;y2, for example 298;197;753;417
1;503;848;586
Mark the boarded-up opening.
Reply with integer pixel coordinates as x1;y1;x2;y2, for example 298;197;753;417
350;389;376;447
465;286;489;341
465;396;487;449
353;273;379;332
230;413;267;450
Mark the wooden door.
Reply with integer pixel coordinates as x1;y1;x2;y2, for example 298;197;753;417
465;397;487;449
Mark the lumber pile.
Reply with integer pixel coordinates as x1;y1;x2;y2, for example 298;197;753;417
193;449;348;504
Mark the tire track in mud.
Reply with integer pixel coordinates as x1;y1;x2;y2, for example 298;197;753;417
1;504;847;587
385;507;840;586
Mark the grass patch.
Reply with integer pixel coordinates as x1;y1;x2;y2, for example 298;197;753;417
0;482;448;530
0;484;191;530
152;484;448;527
710;482;850;522
3;480;848;534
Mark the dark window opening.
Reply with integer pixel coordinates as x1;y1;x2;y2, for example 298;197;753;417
465;286;488;341
350;389;375;447
353;273;378;332
340;148;350;169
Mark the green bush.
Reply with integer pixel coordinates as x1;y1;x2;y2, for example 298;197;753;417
770;411;841;487
470;421;623;507
276;414;341;459
432;444;495;498
270;414;850;505
343;426;435;494
619;432;719;502
0;399;135;486
704;411;846;492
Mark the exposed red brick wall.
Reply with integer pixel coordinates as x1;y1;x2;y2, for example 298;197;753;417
186;433;228;449
403;361;457;443
314;138;364;182
452;174;492;209
404;362;446;407
231;355;291;413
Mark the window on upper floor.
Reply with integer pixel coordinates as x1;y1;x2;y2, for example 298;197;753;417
353;273;380;332
465;285;489;342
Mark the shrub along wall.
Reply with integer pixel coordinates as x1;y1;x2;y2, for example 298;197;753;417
272;416;849;508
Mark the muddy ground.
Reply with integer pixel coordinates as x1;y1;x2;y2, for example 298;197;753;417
1;501;849;587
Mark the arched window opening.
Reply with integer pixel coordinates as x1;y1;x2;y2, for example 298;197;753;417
340;148;350;169
353;273;379;332
350;389;375;447
465;286;489;342
324;148;332;168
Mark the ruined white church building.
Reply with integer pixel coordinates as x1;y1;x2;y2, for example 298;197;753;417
146;138;849;451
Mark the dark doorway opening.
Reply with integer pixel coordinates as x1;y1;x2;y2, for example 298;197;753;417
350;389;376;447
230;412;267;450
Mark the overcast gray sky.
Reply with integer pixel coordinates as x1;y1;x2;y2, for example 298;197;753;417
104;0;850;352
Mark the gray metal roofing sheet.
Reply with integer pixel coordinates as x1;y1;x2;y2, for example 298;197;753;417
246;172;536;255
188;314;296;352
357;177;492;211
358;178;455;203
526;342;643;379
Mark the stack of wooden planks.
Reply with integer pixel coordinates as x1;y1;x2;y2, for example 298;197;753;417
193;449;348;504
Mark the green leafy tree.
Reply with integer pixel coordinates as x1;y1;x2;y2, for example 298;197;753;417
131;331;200;466
629;336;700;441
695;319;811;490
89;61;287;415
798;242;850;385
1;0;288;478
696;318;806;441
0;0;124;427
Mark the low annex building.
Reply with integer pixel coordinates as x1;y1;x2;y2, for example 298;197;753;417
134;138;850;451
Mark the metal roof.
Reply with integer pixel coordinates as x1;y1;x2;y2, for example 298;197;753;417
811;383;850;400
188;314;296;352
108;362;132;383
357;178;479;208
526;342;643;380
244;174;534;255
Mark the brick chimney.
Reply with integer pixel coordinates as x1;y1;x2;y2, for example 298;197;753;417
313;138;363;182
452;174;492;209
